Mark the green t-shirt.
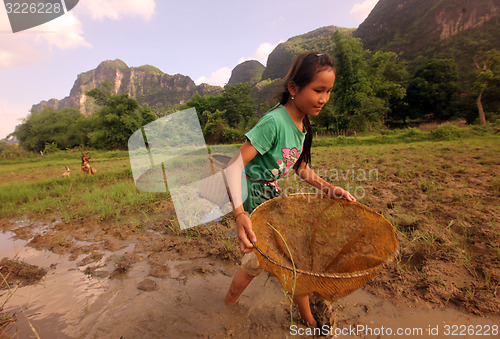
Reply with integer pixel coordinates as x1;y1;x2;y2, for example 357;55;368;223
242;104;306;212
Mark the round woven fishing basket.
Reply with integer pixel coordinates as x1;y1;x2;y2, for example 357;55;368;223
250;193;399;302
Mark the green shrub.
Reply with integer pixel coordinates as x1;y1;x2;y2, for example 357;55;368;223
336;136;348;145
468;124;499;136
380;129;399;136
222;127;245;144
430;124;463;140
398;128;428;142
43;142;60;154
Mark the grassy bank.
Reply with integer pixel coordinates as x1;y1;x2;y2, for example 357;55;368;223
314;123;499;147
0;151;165;221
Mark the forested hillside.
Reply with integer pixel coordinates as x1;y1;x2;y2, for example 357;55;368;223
354;0;500;72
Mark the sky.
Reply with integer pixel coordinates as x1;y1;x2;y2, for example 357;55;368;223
0;0;378;140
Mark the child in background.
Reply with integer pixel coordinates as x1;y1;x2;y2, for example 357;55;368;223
224;52;356;328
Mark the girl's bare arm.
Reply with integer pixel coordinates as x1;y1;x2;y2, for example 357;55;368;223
225;141;259;253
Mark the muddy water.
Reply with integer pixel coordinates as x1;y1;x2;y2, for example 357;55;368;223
325;290;500;339
0;229;111;338
1;229;499;339
0;230;290;338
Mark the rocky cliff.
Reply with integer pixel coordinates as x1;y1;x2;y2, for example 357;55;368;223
32;60;222;115
354;0;499;57
227;60;265;85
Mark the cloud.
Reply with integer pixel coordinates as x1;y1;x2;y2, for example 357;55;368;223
0;0;157;69
80;0;156;21
34;12;91;50
0;12;41;68
0;9;89;68
350;0;378;21
194;67;232;87
238;42;281;66
0;40;45;69
195;41;282;87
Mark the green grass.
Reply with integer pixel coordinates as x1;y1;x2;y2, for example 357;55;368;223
0;152;165;221
313;124;499;148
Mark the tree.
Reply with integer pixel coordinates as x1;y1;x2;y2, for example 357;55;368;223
182;83;257;133
86;90;156;150
201;109;244;144
181;93;222;127
140;104;157;125
15;107;85;152
85;80;114;106
473;49;500;125
331;31;409;131
332;30;370;131
220;83;257;129
406;59;459;121
367;51;409;124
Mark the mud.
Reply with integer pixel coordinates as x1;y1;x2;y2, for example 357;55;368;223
0;213;498;338
1;139;500;337
304;142;500;318
0;258;46;289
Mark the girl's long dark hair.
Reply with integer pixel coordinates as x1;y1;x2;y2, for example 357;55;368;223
277;52;335;171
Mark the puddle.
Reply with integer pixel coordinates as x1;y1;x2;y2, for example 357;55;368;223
66;261;288;339
71;239;105;247
0;230;27;259
0;230;110;338
324;289;500;339
1;226;289;338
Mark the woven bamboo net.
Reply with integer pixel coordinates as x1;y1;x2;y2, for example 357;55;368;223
250;193;399;302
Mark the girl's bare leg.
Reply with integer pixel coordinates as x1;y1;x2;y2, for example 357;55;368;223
225;270;317;327
293;295;317;327
225;268;254;303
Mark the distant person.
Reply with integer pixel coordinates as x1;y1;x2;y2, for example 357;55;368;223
224;52;356;328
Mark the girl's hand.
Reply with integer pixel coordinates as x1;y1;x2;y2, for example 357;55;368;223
341;189;356;202
328;186;357;202
235;213;257;253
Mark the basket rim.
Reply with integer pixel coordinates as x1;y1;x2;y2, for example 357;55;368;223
249;193;400;279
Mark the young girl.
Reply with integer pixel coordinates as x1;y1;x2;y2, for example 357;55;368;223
224;52;356;328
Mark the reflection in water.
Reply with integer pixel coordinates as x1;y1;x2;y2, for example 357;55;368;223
1;230;110;338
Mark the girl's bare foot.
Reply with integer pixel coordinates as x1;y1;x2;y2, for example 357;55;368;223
293;295;317;327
